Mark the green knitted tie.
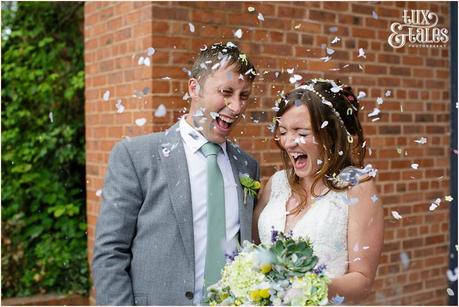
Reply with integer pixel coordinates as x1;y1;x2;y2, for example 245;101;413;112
201;142;226;290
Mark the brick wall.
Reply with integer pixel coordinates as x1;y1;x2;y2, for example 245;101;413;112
85;1;453;305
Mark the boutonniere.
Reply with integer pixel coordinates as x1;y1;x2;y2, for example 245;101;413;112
239;173;261;205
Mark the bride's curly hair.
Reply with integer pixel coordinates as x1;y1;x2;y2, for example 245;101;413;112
273;79;368;215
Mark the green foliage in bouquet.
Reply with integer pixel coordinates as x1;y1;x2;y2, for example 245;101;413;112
268;232;319;280
1;2;88;297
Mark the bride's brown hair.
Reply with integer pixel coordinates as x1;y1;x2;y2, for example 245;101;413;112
274;79;368;214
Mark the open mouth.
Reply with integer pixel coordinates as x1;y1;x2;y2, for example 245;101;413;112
290;152;308;169
215;114;236;132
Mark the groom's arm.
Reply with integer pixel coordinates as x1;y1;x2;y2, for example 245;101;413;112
92;140;144;305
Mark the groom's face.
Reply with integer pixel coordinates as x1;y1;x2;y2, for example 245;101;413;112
187;64;253;144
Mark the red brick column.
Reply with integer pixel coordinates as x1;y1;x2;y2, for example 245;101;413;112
85;2;452;305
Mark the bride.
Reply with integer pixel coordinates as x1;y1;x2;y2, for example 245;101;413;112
253;79;384;303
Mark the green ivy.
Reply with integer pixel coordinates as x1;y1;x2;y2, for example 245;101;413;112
1;2;88;297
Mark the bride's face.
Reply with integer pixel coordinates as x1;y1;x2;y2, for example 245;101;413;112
277;104;322;180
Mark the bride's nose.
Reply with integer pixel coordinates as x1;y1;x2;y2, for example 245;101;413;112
283;135;299;149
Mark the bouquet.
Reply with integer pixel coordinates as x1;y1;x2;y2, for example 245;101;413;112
206;231;330;306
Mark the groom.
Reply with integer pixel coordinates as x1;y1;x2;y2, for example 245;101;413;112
92;42;259;305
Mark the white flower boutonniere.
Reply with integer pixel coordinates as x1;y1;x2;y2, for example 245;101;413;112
239;173;261;205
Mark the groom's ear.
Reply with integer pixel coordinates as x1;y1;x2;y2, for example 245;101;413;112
188;78;201;99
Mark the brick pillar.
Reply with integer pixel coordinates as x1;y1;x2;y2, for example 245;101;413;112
85;2;452;305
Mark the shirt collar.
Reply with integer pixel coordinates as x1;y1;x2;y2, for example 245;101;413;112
179;116;227;155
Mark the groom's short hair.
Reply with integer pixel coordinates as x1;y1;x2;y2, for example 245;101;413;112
191;42;257;84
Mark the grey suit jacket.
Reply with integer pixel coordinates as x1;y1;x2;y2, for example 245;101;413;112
92;122;259;305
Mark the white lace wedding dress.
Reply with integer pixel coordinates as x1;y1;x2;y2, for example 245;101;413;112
258;170;349;278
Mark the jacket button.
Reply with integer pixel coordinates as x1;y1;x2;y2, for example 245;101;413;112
185;291;194;300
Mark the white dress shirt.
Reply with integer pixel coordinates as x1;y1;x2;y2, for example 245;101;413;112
179;117;240;304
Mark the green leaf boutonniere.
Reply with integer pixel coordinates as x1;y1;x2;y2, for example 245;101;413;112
239;173;261;205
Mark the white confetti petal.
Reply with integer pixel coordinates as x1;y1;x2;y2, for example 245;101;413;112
329;26;338;33
368;108;381;117
234;28;243;39
414;137;427;144
210;112;219;120
358;48;366;58
391;211;402;220
286;68;294;74
320;56;332;62
147;47;155;56
103;90;110;101
385;90;391;97
135;118;147;126
445;195;453;202
371;194;379;203
338;150;344;156
376;97;384;105
326;48;335;55
447;268;458;282
248;6;255;12
182;92;190;100
447;288;455;296
317;159;323;165
400;251;410;270
49;112;54;123
188;22;195;33
143;57;151;66
138;56;145;65
321;121;329;128
331;36;341;44
372;11;379;19
357;91;366;99
411;163;419;170
96;189;102;197
115;99;125;113
257;12;264;21
154;104;167;117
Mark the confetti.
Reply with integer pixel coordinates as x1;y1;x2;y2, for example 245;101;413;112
257;12;264;21
368;108;381;117
147;47;155;56
338;151;344;156
371;194;379;203
358;48;366;58
234;28;243;39
210;112;219;120
103;90;110;101
414;137;427;144
447;288;455;296
411;163;419;170
326;48;335;55
353;243;359;252
115;99;125;113
289;74;302;84
96;189;102;197
321;121;329;128
400;251;410;270
331;295;345;305
162;147;171;157
330;81;343;93
274;72;280;78
447;268;458;282
135;118;147;126
445;195;453;202
286;68;295;74
429;198;441;211
376;97;384;105
294;24;301;29
182;92;190;100
357;91;366;99
317;159;323;165
188;22;195;33
331;36;341;44
320;56;332;62
372;11;379;19
154;104;167;117
49;112;54;123
329;26;338;33
248;6;255;12
385;90;392;97
143;57;151;66
391;211;402;220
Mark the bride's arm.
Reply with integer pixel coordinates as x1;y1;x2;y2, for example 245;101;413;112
252;176;273;244
328;179;384;303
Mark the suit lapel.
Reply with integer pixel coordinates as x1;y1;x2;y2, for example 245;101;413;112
226;142;253;243
159;123;194;268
